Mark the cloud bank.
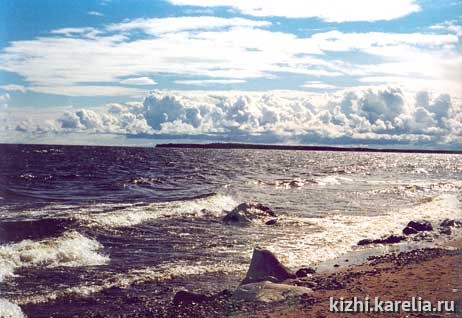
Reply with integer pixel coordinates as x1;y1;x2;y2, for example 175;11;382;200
0;15;460;97
8;88;461;148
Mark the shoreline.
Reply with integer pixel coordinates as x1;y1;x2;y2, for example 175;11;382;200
15;234;462;317
155;143;462;154
1;143;461;154
168;239;462;318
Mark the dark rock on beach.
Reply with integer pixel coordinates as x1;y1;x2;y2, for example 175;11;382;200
223;203;276;225
357;234;406;246
173;290;210;305
169;289;232;317
295;267;316;278
241;248;295;285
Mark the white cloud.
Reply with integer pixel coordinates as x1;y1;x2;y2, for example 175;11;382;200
301;81;337;90
88;11;104;16
167;0;421;22
0;16;459;97
120;77;157;85
0;93;9;102
8;88;461;148
174;79;246;85
28;85;146;97
107;16;270;35
430;20;462;37
0;84;27;93
51;27;100;37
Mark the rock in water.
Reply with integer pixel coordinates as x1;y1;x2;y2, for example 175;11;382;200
241;248;295;285
223;203;276;225
403;220;433;235
265;219;277;225
437;219;461;236
357;234;406;246
233;281;312;303
439;227;452;235
440;219;462;228
402;226;419;235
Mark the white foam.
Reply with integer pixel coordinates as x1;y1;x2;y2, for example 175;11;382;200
0;299;25;318
364;181;462;198
80;193;237;228
0;231;109;283
274;179;305;189
315;176;353;186
13;261;246;305
265;193;462;268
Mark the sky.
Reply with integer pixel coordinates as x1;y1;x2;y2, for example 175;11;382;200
0;0;461;149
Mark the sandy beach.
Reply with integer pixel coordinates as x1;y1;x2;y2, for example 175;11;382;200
264;243;462;317
166;239;462;318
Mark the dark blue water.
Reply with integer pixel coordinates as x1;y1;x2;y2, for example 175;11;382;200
0;144;461;317
0;144;225;207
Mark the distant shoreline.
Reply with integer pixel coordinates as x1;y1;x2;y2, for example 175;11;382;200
156;143;462;154
0;143;460;154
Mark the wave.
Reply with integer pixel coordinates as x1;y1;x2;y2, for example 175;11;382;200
0;299;25;318
12;261;247;305
249;176;352;189
0;231;109;283
79;193;237;228
0;217;76;243
263;193;461;268
314;175;353;185
364;181;462;197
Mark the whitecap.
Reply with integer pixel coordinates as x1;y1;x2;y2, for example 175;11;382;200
13;261;247;305
0;299;26;318
80;193;237;228
315;175;353;185
264;193;462;268
0;231;109;283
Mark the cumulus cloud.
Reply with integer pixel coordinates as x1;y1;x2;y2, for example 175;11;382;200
8;88;455;148
167;0;421;22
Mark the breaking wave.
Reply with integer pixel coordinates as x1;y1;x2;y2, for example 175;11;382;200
0;231;109;283
12;261;247;305
264;193;461;268
79;193;237;228
0;299;25;318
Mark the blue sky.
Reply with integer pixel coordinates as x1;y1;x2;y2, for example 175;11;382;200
0;0;461;148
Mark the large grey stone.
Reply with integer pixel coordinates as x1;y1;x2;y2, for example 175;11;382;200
233;281;312;303
241;248;295;285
